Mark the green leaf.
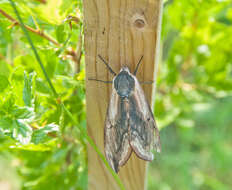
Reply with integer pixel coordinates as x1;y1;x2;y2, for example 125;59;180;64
0;93;15;114
11;106;35;120
13;120;32;144
36;78;52;94
9;143;53;151
56;24;66;43
23;72;35;107
0;75;9;92
0;61;10;78
32;123;59;144
0;117;13;130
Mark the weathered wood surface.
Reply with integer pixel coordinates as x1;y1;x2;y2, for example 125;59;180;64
84;0;163;189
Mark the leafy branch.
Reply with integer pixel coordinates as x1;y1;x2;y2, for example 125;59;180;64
0;8;60;46
0;8;83;73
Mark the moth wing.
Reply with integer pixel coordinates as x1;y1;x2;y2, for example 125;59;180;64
104;87;132;173
129;77;161;161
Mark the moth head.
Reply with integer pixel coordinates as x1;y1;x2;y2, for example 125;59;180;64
113;67;135;98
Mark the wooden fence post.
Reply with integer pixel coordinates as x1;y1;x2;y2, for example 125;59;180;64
84;0;163;189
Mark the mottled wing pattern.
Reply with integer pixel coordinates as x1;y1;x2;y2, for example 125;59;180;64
104;88;132;173
129;76;161;161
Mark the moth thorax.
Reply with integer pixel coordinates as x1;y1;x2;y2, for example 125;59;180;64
113;70;135;98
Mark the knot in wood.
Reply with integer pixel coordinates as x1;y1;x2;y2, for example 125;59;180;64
131;13;147;30
134;19;145;28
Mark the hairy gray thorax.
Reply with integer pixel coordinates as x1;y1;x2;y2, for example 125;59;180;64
113;70;135;98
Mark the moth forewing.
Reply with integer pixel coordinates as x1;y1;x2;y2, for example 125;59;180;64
104;86;132;173
133;75;161;153
107;87;119;124
128;74;160;161
131;75;151;115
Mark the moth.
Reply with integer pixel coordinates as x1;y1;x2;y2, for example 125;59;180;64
89;55;161;173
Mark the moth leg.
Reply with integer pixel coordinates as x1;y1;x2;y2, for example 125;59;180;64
88;78;112;83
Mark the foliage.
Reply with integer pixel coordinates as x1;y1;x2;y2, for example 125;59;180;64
0;0;232;190
0;1;86;190
149;0;232;190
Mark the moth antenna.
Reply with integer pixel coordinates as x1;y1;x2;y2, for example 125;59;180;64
134;55;144;75
98;55;117;76
88;78;113;83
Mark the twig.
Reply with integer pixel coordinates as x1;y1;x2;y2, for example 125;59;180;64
0;8;60;46
75;29;83;73
0;53;5;60
0;8;84;67
65;32;82;73
33;0;46;3
63;18;83;73
63;15;80;24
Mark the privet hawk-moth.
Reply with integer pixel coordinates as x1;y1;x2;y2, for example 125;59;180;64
89;55;161;173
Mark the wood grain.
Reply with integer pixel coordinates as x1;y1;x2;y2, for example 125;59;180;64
84;0;163;189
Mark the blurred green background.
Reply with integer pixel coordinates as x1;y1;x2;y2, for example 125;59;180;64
0;0;232;190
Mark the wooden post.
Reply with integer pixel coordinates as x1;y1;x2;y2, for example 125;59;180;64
84;0;163;189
